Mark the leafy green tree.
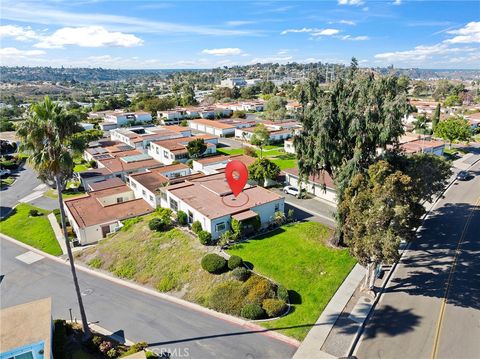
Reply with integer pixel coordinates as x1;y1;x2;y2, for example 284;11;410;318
69;129;103;154
431;103;441;132
260;81;276;95
264;96;287;122
248;157;280;186
412;81;428;97
412;114;431;135
443;94;462;107
397;75;410;93
339;161;421;292
434;117;472;148
16;96;91;340
295;62;408;245
433;79;453;101
0;120;15;132
186;138;206;158
250;124;270;157
240;86;258;99
181;85;197;106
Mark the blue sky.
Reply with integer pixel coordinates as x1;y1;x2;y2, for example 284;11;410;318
0;0;479;69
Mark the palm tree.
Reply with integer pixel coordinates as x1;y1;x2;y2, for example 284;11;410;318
17;96;92;340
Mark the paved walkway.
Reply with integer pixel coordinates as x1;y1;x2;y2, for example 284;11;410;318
47;213;67;255
293;264;365;359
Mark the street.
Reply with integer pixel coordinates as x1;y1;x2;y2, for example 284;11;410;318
355;161;480;359
0;238;297;359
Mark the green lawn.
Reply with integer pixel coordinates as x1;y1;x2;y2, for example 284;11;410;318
44;188;85;200
228;222;356;340
0;203;62;256
271;154;297;170
217;148;245;156
0;176;15;187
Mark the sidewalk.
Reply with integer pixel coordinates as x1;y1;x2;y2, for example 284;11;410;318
292;264;365;359
47;212;68;255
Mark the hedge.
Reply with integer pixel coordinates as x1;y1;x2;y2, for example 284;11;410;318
262;298;287;317
227;255;243;270
232;267;250;281
198;230;211;245
241;303;265;320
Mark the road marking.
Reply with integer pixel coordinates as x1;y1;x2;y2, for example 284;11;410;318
431;196;480;359
16;251;44;264
18;191;44;203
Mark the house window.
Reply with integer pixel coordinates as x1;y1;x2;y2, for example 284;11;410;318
163;150;169;157
215;222;226;232
142;190;146;196
170;198;178;212
131;182;137;189
160;191;167;201
156;147;159;154
117;197;123;204
275;203;280;211
149;195;154;202
188;210;193;223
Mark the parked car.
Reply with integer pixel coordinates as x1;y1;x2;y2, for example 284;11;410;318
456;170;470;181
0;168;11;177
283;185;299;197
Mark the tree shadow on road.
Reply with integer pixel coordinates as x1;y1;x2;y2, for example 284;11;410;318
386;202;480;310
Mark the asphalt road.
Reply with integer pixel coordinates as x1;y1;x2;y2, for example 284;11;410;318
355;161;480;359
0;239;297;359
0;165;42;218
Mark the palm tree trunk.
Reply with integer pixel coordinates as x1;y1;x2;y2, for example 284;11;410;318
56;175;92;341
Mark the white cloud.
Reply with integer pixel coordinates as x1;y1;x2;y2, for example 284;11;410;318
393;0;402;5
0;47;45;58
34;26;143;48
282;28;340;36
311;29;340;36
250;55;293;64
444;22;480;44
202;48;245;56
339;20;356;25
225;20;255;26
0;25;40;41
1;1;257;37
375;43;475;62
341;35;369;41
338;0;364;5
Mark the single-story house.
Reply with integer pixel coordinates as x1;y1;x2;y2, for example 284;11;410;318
127;163;193;208
0;298;53;359
64;184;153;245
235;127;292;143
148;134;218;165
192;154;256;175
110;126;188;152
400;138;446;156
161;172;285;239
188;118;236;137
284;139;295;154
283;167;337;204
86;177;125;192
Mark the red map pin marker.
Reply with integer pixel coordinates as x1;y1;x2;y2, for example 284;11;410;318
225;160;248;197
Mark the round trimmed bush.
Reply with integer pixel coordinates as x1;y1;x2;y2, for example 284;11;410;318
244;276;275;304
241;303;265;320
232;267;250;281
148;217;167;231
201;253;226;274
228;255;243;270
262;298;287;318
29;209;40;217
277;285;289;302
191;220;202;234
208;281;243;315
177;210;188;226
198;230;212;245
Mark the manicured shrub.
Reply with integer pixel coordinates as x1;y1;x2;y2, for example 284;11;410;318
228;255;243;270
88;159;98;168
241;303;265;320
99;341;113;354
120;342;148;358
262;298;287;318
208;281;244;316
191;220;202;234
29;209;40;217
148;217;169;232
156;207;173;217
232;267;250;281
92;335;103;347
277;285;289;302
198;230;211;245
201;253;226;273
243;146;257;157
107;348;118;358
176;210;188;226
243;276;275;304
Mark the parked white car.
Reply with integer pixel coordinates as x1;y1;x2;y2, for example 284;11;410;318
283;185;299;197
0;169;11;177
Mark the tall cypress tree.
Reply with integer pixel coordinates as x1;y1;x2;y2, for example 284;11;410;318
294;59;408;246
432;103;441;132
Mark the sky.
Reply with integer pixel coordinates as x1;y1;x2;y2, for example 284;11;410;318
0;0;479;69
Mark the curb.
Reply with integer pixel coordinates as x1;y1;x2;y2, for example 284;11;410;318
0;233;300;348
348;156;480;356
